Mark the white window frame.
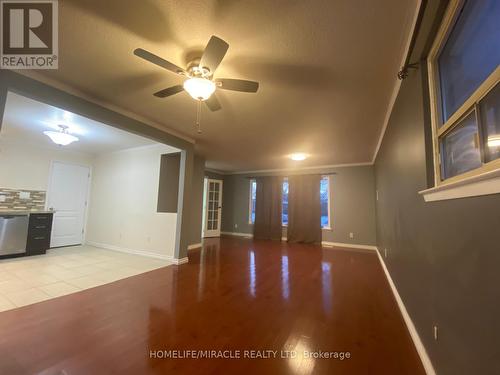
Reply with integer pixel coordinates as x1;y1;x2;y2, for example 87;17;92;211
427;0;500;187
248;179;256;224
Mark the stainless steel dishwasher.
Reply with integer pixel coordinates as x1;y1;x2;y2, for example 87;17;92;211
0;214;29;256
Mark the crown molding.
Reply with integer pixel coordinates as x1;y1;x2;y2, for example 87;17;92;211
13;70;195;145
227;162;374;175
371;0;422;164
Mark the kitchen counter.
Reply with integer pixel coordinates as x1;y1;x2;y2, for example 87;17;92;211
0;211;54;215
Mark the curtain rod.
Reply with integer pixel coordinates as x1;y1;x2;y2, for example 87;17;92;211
244;173;337;179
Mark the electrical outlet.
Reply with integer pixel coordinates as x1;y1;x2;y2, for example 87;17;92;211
349;232;354;239
234;223;238;229
433;325;439;341
384;248;388;258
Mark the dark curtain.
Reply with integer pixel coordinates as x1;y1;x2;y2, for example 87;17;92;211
287;174;322;244
254;176;283;240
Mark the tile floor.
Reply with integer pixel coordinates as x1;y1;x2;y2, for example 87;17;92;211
0;245;172;312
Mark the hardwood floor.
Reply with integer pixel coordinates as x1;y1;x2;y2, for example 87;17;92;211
0;237;424;375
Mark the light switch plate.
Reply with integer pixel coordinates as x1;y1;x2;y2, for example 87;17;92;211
19;191;30;199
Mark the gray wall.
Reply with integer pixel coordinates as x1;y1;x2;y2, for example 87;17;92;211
220;166;377;246
188;155;206;246
374;2;500;373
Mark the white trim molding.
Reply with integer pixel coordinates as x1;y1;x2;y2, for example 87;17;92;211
321;241;377;251
171;257;189;265
419;168;500;202
86;241;172;262
372;0;422;164
232;162;373;176
376;247;436;375
17;71;195;144
188;243;202;250
221;231;253;238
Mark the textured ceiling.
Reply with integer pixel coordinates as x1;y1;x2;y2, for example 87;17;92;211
24;0;417;172
1;92;161;155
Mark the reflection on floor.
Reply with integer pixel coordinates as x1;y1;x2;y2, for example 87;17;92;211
0;245;171;311
0;237;424;375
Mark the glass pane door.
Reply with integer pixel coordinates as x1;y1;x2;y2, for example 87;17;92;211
203;179;223;237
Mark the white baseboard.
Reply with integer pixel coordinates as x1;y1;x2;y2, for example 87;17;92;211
171;257;189;265
321;241;377;251
188;243;202;250
375;247;436;375
85;241;184;263
221;231;253;238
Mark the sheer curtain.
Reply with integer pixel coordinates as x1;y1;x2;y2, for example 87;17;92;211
287;174;322;244
253;176;283;240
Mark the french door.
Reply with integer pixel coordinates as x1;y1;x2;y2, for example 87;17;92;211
203;178;223;238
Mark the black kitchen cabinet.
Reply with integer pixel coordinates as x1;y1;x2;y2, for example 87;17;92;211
26;213;53;255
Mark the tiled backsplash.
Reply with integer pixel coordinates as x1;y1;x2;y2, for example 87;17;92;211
0;188;46;211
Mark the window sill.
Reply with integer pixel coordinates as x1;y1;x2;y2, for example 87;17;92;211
419;168;500;202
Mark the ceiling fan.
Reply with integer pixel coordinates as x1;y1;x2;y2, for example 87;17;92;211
133;36;259;114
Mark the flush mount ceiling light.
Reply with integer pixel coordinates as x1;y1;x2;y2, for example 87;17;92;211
290;153;308;161
183;77;216;101
488;135;500;148
43;125;79;146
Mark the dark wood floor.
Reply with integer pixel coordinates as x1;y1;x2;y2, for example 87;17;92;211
0;237;424;375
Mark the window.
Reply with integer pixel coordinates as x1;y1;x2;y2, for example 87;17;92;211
320;176;330;228
428;0;500;184
282;179;289;226
249;179;256;224
249;176;330;228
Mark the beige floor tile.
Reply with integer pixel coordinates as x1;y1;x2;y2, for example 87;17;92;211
0;294;16;312
0;278;32;294
0;270;17;283
22;273;61;287
66;275;107;289
0;245;174;308
42;267;87;280
4;288;52;307
68;265;101;277
38;282;81;298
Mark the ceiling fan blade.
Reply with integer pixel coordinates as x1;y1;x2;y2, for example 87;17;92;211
204;94;222;112
153;85;184;98
199;36;229;74
216;78;259;93
134;48;185;75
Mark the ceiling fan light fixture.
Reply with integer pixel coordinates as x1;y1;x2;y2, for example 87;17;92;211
183;77;216;101
44;125;79;146
290;153;308;161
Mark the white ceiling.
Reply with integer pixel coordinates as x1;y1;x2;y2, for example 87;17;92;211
0;92;160;155
19;0;418;172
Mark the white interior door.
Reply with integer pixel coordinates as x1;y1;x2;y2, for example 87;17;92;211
203;179;223;238
47;161;90;248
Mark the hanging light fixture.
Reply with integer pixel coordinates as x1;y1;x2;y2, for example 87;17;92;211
43;125;79;146
183;77;216;101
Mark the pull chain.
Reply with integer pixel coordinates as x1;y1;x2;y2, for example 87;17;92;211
196;100;202;134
